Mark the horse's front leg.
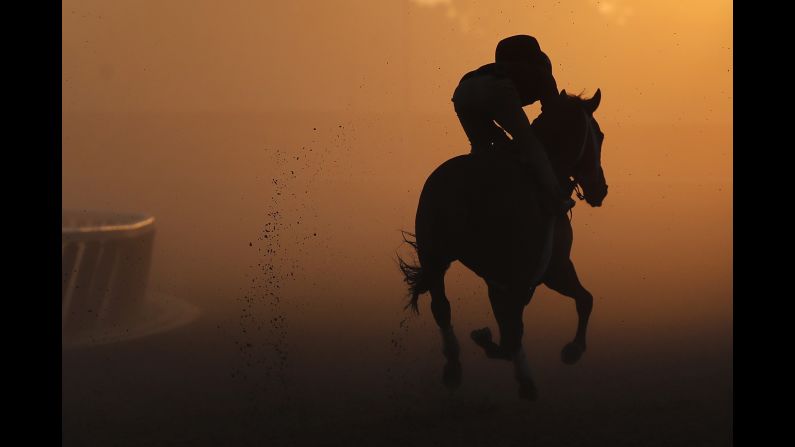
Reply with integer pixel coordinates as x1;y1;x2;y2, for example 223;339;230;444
543;259;593;364
475;281;538;400
429;278;461;389
541;216;593;364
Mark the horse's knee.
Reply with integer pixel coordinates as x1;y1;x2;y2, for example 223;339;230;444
545;276;593;315
575;290;593;316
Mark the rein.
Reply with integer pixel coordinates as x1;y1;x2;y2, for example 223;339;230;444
568;109;596;222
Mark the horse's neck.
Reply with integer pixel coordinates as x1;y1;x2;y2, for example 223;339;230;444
487;140;575;190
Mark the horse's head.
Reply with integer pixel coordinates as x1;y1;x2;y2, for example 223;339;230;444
532;89;608;207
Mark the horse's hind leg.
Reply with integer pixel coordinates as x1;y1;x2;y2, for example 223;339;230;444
429;274;461;389
543;259;593;365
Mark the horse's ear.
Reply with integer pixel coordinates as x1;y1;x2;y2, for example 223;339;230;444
586;88;602;113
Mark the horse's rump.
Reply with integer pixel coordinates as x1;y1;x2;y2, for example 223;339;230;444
416;152;553;284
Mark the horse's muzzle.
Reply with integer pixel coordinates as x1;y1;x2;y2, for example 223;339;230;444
585;184;608;207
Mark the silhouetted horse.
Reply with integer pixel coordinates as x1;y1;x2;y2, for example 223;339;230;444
399;89;608;400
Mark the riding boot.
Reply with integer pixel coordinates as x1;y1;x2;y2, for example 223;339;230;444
516;134;575;216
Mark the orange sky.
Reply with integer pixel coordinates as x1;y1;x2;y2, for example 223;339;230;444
63;0;731;122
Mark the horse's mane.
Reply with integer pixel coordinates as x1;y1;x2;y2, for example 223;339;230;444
563;90;590;102
532;90;590;128
551;90;594;111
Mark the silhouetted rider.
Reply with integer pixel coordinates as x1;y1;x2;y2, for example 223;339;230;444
452;35;575;215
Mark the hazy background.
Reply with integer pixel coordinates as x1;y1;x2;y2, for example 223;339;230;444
63;1;732;445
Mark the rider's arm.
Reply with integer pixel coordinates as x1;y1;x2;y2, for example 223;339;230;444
488;78;548;164
489;78;563;195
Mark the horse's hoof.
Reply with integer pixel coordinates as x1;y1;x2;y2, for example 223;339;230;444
443;360;462;390
518;380;538;401
470;327;492;345
561;342;585;365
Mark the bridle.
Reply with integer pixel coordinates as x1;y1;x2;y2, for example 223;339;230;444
572;108;599;196
567;108;601;219
573;109;591;167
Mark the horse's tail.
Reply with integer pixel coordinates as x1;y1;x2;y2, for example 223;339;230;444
397;231;430;314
